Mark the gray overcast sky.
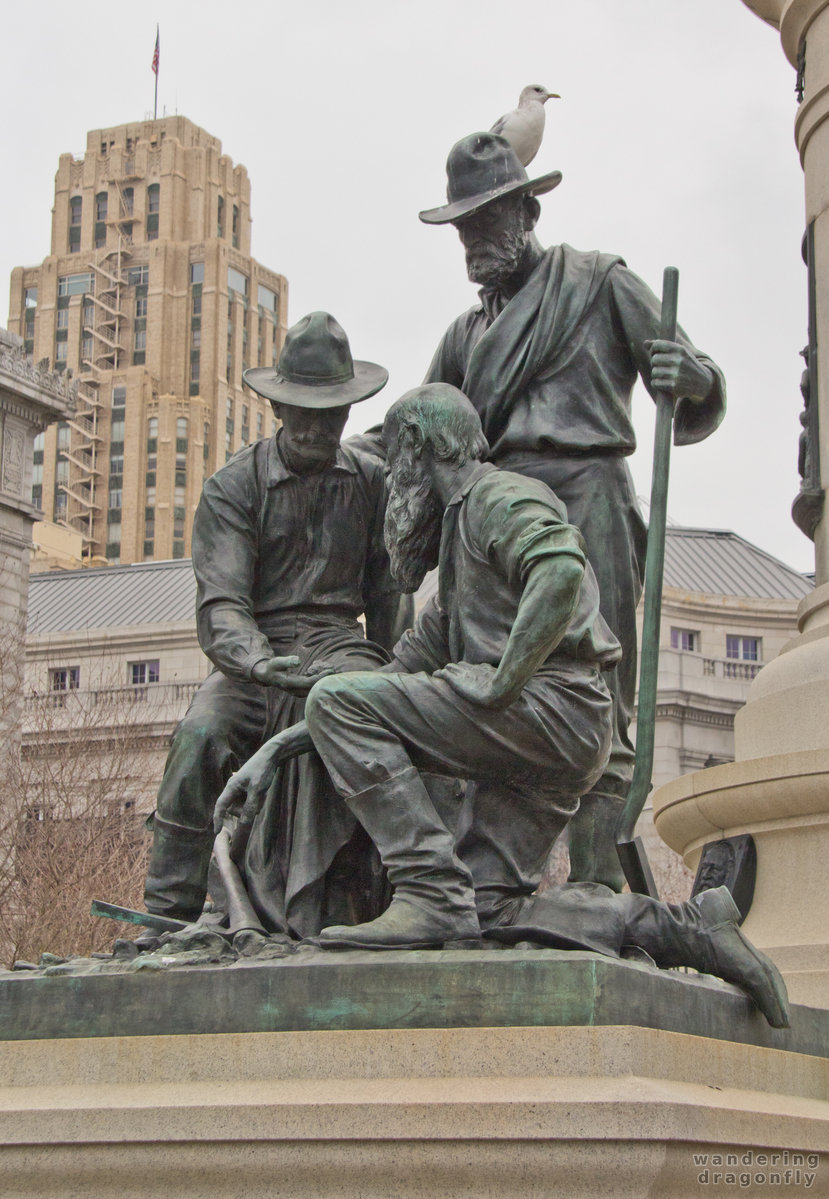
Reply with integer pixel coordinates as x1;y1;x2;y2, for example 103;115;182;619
1;1;813;572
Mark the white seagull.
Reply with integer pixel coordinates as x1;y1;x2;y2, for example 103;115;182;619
490;84;560;167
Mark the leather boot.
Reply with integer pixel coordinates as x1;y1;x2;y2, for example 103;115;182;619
144;813;215;922
622;885;790;1028
567;791;626;892
318;767;480;949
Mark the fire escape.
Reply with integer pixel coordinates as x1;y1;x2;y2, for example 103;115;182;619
58;162;139;558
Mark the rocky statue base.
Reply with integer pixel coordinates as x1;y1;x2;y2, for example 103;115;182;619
1;949;827;1197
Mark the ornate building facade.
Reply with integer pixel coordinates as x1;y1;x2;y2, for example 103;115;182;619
7;116;288;564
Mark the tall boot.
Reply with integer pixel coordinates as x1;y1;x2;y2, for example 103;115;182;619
318;767;480;949
567;791;626;892
144;813;215;922
622;885;790;1028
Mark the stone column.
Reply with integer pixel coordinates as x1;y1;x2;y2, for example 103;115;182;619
653;0;829;1009
0;331;74;762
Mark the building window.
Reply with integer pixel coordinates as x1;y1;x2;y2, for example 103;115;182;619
726;635;761;662
190;262;204;285
217;195;224;238
24;287;38;309
123;187;134;216
50;666;80;692
146;486;156;508
108;485;122;510
81;336;93;364
128;265;149;287
58;273;93;297
232;204;239;248
56;308;69;330
191;327;201;350
146;183;160;239
227;266;248;298
176;417;188;451
134;328;147;351
147;416;158;454
111;414;125;444
112;386;126;409
129;660;160;686
192;290;202;317
55;342;68;363
670;628;698;653
69;196;82;252
94;192;107;248
256;412;263;440
136;296;148;318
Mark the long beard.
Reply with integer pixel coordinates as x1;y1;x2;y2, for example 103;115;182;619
385;457;443;593
464;227;526;288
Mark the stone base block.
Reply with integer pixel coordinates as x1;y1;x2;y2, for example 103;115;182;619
1;1023;827;1198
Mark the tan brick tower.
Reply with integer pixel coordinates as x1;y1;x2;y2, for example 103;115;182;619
7;116;288;564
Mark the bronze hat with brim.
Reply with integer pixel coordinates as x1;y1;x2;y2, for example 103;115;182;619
243;311;388;409
419;132;562;226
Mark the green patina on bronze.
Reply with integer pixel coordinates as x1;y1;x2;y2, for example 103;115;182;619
0;949;825;1055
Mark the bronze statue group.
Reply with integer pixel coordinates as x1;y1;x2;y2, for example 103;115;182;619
140;129;789;1029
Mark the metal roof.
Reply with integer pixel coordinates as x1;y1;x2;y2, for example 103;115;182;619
25;524;813;637
663;528;813;600
26;558;197;635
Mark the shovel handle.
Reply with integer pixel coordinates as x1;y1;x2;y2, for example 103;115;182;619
616;267;679;891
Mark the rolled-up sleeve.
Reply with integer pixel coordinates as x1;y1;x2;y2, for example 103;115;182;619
193;473;273;680
475;479;587;590
609;264;726;446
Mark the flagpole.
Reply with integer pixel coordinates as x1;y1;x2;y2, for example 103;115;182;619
152;25;159;119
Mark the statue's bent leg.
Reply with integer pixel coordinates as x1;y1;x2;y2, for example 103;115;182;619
145;670;268;921
304;667;609;945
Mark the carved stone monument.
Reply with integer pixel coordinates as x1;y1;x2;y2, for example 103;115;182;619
1;44;828;1194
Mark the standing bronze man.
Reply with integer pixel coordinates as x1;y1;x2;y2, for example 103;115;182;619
420;133;726;889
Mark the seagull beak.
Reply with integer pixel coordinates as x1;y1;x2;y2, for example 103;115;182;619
544;92;561;102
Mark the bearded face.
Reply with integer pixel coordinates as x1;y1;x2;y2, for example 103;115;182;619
384;444;444;593
455;196;528;289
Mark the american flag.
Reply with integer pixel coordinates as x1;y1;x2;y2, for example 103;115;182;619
152;28;160;76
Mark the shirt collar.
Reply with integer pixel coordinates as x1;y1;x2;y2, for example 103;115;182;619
478;287;506;323
445;461;497;509
266;434;359;487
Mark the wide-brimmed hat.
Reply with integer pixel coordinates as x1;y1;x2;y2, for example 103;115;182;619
243;312;388;409
419;132;562;225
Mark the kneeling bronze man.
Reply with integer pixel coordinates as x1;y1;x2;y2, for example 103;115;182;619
216;383;789;1028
